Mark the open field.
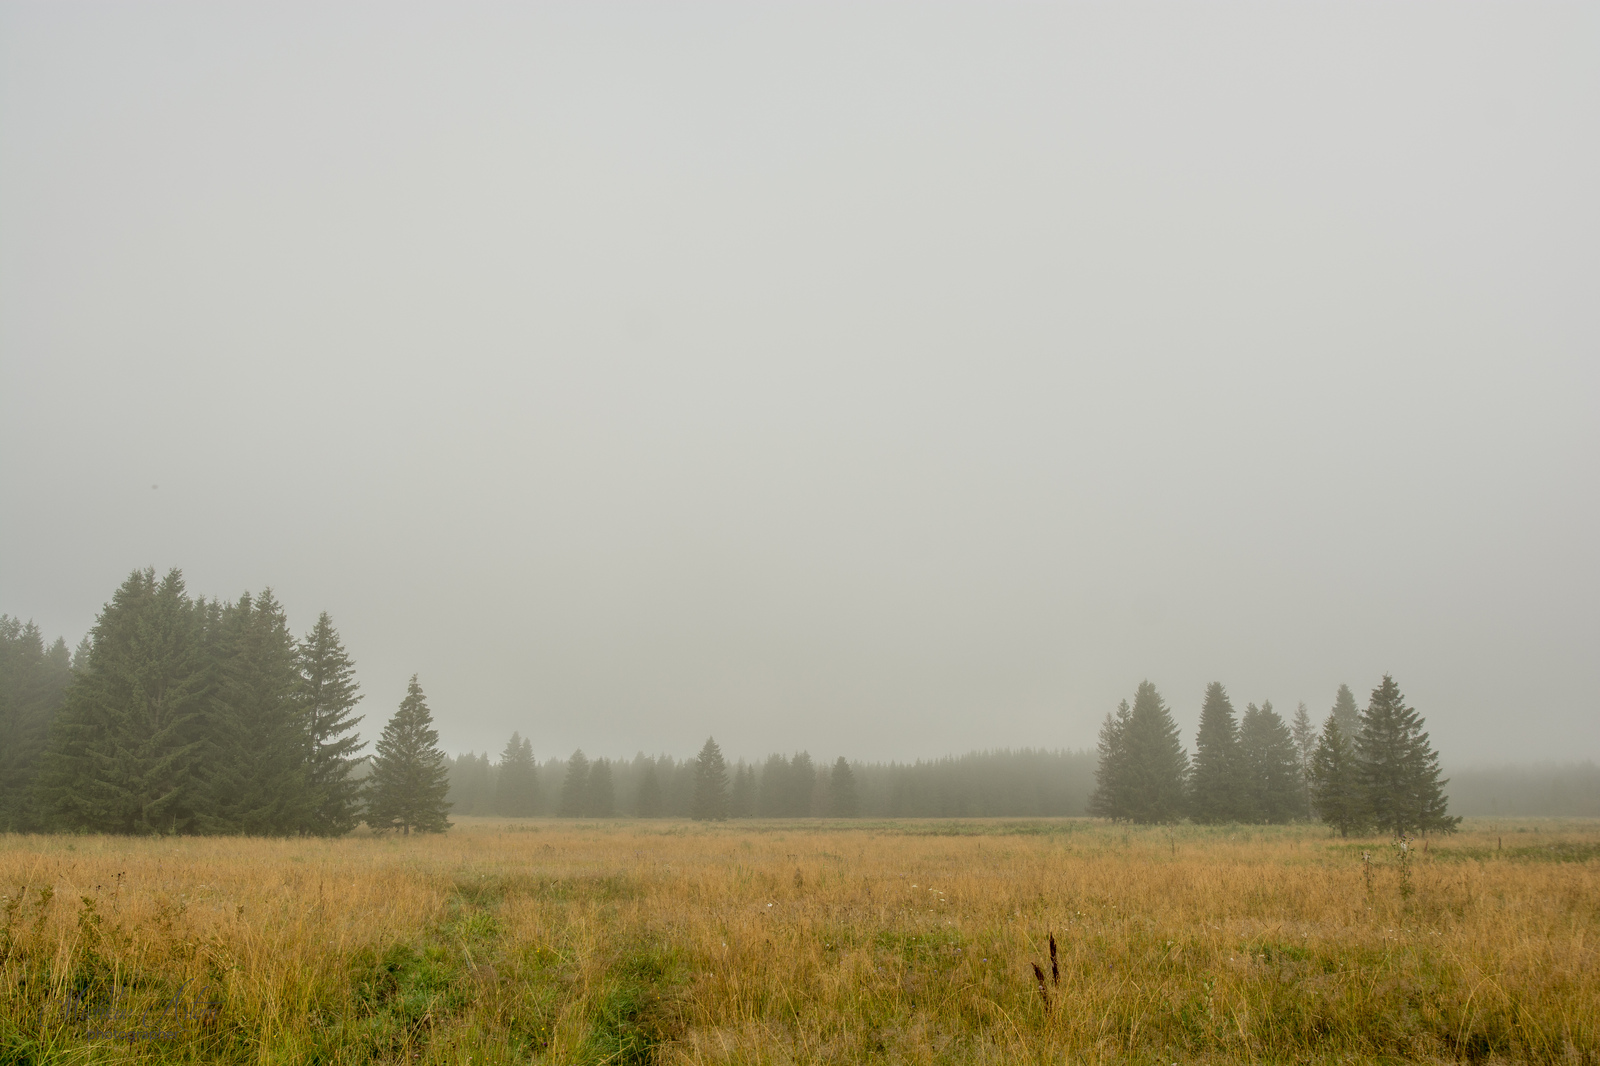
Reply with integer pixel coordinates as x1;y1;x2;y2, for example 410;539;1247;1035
2;818;1597;1065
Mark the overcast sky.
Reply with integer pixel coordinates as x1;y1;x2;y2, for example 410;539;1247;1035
2;3;1596;766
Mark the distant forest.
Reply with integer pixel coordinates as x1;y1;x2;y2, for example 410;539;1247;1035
2;567;1597;835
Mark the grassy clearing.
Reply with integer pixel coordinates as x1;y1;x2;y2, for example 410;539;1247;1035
1;818;1595;1064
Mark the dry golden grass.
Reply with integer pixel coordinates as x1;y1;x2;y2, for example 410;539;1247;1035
1;818;1596;1064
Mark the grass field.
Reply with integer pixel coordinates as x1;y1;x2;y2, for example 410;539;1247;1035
2;818;1596;1065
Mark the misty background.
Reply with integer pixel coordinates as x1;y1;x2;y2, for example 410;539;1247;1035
2;3;1596;767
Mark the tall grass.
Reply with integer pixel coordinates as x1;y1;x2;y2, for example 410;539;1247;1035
1;818;1595;1064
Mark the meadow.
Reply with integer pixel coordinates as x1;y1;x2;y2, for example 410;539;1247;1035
1;818;1596;1065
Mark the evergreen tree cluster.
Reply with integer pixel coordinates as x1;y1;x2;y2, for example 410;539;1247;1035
1;568;453;836
1089;676;1459;834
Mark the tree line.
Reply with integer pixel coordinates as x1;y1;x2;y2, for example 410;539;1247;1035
2;568;1464;836
443;745;1094;820
0;569;453;835
1089;678;1459;835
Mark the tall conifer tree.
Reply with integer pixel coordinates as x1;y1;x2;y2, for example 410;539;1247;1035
0;619;73;831
1087;699;1132;819
634;760;663;817
198;590;307;835
1189;682;1247;823
758;754;790;817
495;732;539;817
1120;682;1189;824
365;676;452;833
38;569;208;834
1355;675;1459;835
1290;701;1317;819
691;737;729;821
1331;684;1360;737
828;756;859;817
298;612;366;835
559;750;590;816
1239;700;1302;823
1310;713;1364;836
586;757;616;817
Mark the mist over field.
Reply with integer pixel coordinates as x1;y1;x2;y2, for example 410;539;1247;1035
2;3;1596;768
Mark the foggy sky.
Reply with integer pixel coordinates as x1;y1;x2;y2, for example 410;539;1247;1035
2;3;1596;766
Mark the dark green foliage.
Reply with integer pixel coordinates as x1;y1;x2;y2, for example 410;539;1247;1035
1355;675;1459;835
495;732;538;816
1310;713;1364;837
365;676;452;834
558;750;590;817
586;758;616;817
38;569;209;834
196;590;308;835
1188;682;1247;824
298;612;366;835
1239;700;1303;823
872;749;1094;817
727;763;756;817
690;737;728;821
828;756;858;817
1092;684;1188;823
0;617;73;831
1087;700;1132;820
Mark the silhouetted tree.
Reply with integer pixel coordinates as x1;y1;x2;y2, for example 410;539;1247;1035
365;675;452;834
1119;682;1189;824
38;569;209;834
1309;713;1363;837
828;756;858;817
1189;682;1247;823
495;732;539;816
298;612;366;835
1087;699;1132;820
1290;701;1316;819
586;757;616;817
1330;683;1360;737
559;750;590;817
1355;675;1459;835
1239;700;1302;823
691;737;728;821
757;753;789;816
0;617;73;831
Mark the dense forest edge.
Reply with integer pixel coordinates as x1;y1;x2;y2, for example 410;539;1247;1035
2;568;1597;836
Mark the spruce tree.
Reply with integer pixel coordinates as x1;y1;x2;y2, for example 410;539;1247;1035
0;619;74;831
1355;675;1459;835
828;756;858;817
691;737;729;821
1309;713;1364;837
1290;701;1316;819
198;590;308;835
1087;699;1132;819
1239;700;1302;823
298;612;366;835
365;675;452;834
634;760;663;817
1120;682;1189;824
728;764;757;817
559;750;590;816
1331;684;1360;737
788;752;817;816
495;732;539;817
38;569;209;834
1189;682;1247;823
586;757;616;817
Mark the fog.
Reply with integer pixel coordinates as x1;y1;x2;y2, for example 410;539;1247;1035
2;4;1595;765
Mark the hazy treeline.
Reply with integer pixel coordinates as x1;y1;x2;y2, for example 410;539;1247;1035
443;746;1095;819
1445;762;1600;818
